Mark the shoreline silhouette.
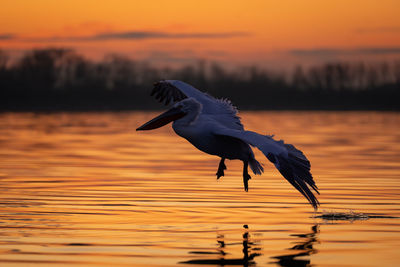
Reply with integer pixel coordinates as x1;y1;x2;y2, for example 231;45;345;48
1;49;399;111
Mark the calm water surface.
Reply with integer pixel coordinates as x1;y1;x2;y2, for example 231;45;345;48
0;111;399;266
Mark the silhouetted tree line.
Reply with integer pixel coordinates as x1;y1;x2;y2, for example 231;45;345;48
0;48;399;111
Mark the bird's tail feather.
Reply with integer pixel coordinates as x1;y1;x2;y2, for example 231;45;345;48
266;142;320;210
249;158;264;175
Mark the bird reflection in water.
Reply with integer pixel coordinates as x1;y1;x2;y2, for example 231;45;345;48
180;224;319;267
180;224;262;266
271;224;319;267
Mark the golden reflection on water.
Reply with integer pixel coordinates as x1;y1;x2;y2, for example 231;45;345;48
0;111;399;266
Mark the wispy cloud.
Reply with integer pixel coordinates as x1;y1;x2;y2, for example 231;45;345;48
290;47;400;57
355;27;400;34
86;31;250;40
0;34;15;40
5;30;250;42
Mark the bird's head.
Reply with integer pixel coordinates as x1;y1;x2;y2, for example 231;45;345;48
136;98;202;131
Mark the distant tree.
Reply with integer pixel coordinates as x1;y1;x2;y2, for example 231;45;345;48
16;48;74;93
0;48;399;110
394;61;400;86
0;50;10;93
0;50;8;70
292;66;308;90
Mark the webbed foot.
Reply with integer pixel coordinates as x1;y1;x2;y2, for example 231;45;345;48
243;173;251;192
216;158;227;179
243;161;251;192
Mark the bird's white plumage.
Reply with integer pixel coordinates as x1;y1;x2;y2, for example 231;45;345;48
166;80;244;130
213;128;288;157
141;80;319;209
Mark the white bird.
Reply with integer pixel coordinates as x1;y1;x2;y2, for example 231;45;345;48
137;80;320;209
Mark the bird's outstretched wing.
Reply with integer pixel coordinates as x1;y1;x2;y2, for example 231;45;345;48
152;80;243;130
213;127;320;209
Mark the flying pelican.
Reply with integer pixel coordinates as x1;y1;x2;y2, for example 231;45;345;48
137;80;320;209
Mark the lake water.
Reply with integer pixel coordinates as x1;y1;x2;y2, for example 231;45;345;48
0;111;399;266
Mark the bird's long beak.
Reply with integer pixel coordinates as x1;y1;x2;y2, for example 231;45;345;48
136;107;186;131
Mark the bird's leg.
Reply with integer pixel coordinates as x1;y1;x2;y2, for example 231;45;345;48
216;158;226;179
243;161;251;192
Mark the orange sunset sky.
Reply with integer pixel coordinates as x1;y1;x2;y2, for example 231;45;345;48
1;0;400;69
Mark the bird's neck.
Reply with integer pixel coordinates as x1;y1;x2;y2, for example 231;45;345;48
174;111;199;127
174;101;202;126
